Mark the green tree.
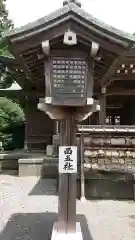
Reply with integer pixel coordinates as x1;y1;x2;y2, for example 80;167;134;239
0;0;14;89
0;97;25;131
0;0;13;56
0;97;25;150
0;1;25;151
0;0;25;151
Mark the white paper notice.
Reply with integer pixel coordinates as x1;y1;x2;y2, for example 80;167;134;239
59;146;77;173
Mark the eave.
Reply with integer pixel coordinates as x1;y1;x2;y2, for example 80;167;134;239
3;3;135;44
2;3;135;93
0;56;31;90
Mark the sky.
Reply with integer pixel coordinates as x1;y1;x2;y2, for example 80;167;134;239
6;0;135;34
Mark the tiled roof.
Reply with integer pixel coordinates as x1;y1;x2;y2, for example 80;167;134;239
3;3;135;44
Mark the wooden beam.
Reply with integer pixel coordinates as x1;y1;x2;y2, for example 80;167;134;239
113;76;135;81
21;47;41;57
101;54;127;88
10;20;71;53
96;61;109;69
106;89;135;96
71;22;125;55
42;40;50;56
10;45;34;86
10;18;126;55
87;57;94;99
91;42;99;58
26;62;43;71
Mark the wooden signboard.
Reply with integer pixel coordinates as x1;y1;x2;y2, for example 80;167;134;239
51;57;88;106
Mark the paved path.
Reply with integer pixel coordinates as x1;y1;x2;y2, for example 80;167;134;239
0;174;135;239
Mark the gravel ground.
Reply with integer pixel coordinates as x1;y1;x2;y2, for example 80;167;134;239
0;174;135;240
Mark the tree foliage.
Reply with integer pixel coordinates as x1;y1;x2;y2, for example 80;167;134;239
0;97;25;150
0;0;13;56
0;63;13;88
0;0;14;89
0;97;25;131
0;2;25;150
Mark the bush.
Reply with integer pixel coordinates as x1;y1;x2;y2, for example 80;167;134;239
0;97;25;150
0;97;25;131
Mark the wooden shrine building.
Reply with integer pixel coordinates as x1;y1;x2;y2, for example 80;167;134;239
2;0;135;153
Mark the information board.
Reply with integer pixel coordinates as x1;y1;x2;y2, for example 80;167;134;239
51;58;87;101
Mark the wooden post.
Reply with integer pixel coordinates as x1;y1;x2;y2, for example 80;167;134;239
24;96;29;150
133;174;135;201
58;119;68;232
99;94;106;124
56;121;59;134
67;115;76;233
80;132;85;201
58;113;77;233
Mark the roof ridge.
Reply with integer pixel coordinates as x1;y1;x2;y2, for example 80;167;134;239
2;3;135;43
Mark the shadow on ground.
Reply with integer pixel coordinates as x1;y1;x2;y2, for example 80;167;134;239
0;170;18;176
28;173;134;200
0;212;93;240
84;171;134;200
29;179;58;196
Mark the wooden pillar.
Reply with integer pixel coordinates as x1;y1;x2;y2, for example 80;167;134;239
129;98;135;125
58;113;76;233
111;115;115;125
99;94;106;125
90;112;99;125
24;96;29;150
133;174;135;201
80;132;85;201
55;120;59;134
23;94;37;151
121;100;134;125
